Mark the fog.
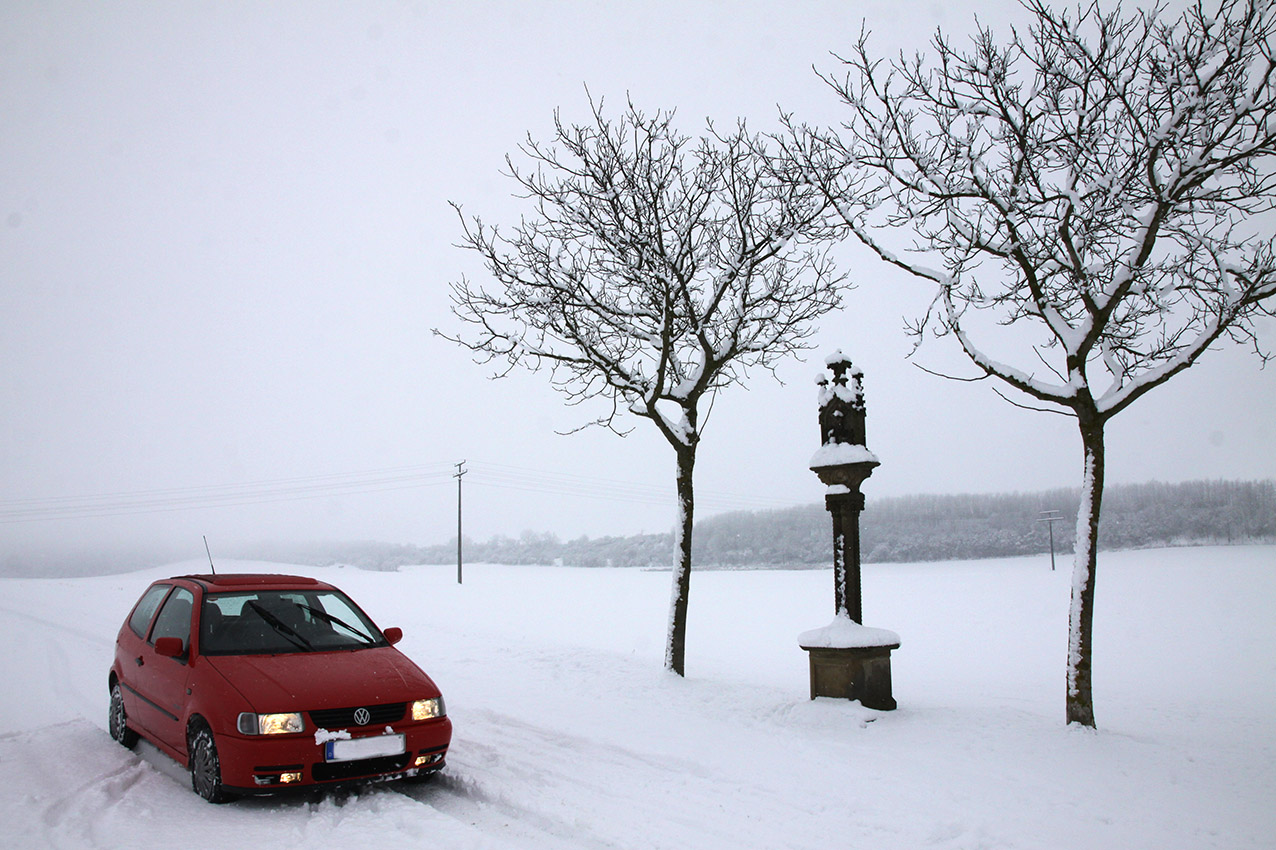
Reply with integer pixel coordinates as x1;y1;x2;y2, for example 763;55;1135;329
3;0;1272;573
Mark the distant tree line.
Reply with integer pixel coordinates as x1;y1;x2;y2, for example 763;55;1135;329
697;479;1276;566
261;479;1274;571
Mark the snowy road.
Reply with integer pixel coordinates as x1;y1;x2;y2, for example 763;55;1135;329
2;549;1274;849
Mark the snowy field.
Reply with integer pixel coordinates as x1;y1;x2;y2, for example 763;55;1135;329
1;545;1273;850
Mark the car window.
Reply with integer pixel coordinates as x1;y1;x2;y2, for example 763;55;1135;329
150;587;195;653
128;584;172;638
311;593;370;632
201;589;385;655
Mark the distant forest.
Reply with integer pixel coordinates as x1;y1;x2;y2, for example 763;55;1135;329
256;479;1276;571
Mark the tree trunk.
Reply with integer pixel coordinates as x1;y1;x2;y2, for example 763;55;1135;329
665;444;696;677
1066;412;1105;728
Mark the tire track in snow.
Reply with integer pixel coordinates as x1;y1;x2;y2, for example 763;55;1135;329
394;757;625;850
4;719;519;850
0;721;155;850
0;602;114;649
408;707;900;850
0;600;117;730
44;630;104;723
40;759;151;850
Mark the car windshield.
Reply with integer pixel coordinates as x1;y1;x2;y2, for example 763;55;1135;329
199;589;385;655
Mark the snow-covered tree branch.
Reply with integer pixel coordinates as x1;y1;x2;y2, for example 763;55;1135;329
786;0;1276;726
440;96;846;675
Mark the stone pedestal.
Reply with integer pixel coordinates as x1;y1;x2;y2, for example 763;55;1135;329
799;644;898;710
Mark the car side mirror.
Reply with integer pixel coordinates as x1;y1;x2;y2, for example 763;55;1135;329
382;627;403;645
154;637;186;658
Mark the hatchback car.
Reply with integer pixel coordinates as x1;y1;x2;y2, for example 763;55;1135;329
108;573;451;802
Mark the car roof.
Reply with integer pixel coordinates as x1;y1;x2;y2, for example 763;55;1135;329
172;574;337;593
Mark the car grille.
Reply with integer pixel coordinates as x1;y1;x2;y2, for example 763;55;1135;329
308;702;406;729
311;753;411;783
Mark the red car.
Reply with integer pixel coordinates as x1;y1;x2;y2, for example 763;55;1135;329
108;573;452;802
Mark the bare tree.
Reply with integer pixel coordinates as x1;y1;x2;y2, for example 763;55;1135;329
441;98;845;676
787;0;1276;725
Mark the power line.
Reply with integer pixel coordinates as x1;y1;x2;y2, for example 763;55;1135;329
0;464;456;523
467;461;801;512
0;462;456;507
0;459;807;525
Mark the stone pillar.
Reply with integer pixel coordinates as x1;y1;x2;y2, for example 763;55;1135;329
799;351;899;710
811;352;878;622
828;480;867;622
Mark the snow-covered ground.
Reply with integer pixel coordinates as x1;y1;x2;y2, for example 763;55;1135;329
1;545;1273;849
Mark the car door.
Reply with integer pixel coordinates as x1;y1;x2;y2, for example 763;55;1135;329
129;586;195;752
116;583;171;735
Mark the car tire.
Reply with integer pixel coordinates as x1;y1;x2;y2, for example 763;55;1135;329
188;723;233;804
108;682;139;749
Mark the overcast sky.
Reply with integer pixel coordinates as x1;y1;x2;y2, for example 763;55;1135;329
2;0;1272;562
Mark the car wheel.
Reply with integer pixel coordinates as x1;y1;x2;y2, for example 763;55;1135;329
188;724;232;804
108;682;139;749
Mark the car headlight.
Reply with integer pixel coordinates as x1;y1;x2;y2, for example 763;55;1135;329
411;697;446;721
237;711;305;735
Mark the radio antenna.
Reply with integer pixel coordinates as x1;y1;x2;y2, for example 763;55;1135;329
203;535;217;576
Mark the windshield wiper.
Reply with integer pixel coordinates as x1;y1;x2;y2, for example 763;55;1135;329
247;602;315;652
298;603;376;645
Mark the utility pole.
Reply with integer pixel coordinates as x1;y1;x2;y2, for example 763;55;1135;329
454;461;467;584
1037;510;1063;571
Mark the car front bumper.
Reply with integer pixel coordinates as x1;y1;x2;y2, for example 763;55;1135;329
215;716;453;794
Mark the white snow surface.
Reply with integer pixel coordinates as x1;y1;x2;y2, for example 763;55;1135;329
2;546;1274;849
809;442;880;468
798;614;901;648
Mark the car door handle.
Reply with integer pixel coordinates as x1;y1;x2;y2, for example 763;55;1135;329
135;656;144;667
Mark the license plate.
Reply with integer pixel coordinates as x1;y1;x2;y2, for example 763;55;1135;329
324;733;405;762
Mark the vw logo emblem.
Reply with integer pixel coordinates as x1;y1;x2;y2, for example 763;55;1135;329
353;707;371;726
